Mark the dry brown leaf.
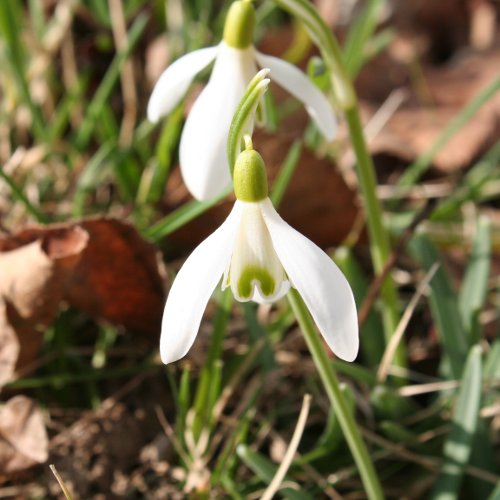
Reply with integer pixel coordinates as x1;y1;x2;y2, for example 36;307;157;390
163;130;358;251
0;227;88;371
0;396;48;474
359;48;500;173
64;218;166;336
0;218;166;376
0;307;19;387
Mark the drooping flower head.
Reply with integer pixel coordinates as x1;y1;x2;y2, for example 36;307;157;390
160;134;358;365
148;0;337;200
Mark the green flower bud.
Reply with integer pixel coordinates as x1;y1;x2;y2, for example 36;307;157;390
233;147;268;202
223;0;256;49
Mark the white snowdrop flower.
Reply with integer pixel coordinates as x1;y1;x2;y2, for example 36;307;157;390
160;143;358;365
147;0;337;201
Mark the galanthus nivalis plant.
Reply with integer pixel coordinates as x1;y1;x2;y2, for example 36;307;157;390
148;0;337;201
160;136;358;365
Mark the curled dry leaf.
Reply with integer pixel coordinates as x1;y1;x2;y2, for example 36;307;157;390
64;218;166;336
0;227;88;372
0;218;166;377
0;396;48;474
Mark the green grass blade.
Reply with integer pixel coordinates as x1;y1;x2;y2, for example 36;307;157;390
0;166;47;222
430;345;483;500
487;482;500;500
143;187;231;241
0;1;46;140
269;140;302;208
397;77;500;189
237;445;313;500
458;216;491;337
74;14;147;150
343;0;385;78
409;234;469;378
72;141;116;217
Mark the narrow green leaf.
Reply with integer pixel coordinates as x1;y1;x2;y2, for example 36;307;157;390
458;216;491;337
237;445;313;500
269;140;302;207
74;14;147;150
147;104;184;203
484;339;500;380
0;166;47;222
397;77;500;189
72;141;116;217
343;0;385;78
409;234;469;378
143;187;230;241
430;345;483;500
487;482;500;500
0;1;46;139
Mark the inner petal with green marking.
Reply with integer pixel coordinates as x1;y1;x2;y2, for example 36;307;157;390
223;201;290;303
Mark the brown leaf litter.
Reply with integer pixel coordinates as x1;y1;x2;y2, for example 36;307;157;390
0;218;166;478
0;396;48;475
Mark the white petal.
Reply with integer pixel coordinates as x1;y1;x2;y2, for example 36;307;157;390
260;199;358;361
179;43;257;201
160;203;242;364
255;51;337;141
147;46;218;123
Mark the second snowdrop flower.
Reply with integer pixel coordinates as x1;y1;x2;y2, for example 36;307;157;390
148;0;337;201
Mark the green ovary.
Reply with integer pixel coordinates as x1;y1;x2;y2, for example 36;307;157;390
237;265;276;299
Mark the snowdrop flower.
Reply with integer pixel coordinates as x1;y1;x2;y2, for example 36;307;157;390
148;0;337;201
160;139;358;365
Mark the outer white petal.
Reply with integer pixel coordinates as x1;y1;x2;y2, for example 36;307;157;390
179;43;257;201
160;203;242;364
147;46;218;123
260;199;358;361
254;51;337;141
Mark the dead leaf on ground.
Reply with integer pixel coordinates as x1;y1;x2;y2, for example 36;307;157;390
0;227;88;371
0;396;48;474
0;218;166;376
0;307;19;387
358;48;500;174
64;218;166;337
163;129;359;252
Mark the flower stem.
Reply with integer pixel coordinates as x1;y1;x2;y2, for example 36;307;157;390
288;289;384;500
274;0;404;366
344;108;402;362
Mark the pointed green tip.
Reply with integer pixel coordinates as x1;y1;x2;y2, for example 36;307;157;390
223;0;256;49
233;148;268;202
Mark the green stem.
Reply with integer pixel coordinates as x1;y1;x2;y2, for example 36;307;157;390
193;290;233;435
344;109;401;361
288;289;384;500
274;0;403;365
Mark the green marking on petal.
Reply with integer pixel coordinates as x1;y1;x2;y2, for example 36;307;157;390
237;265;276;299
